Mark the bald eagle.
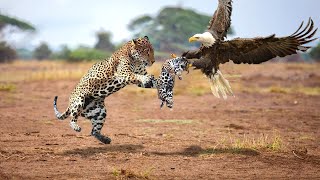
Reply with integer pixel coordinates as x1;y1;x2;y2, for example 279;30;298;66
183;0;318;99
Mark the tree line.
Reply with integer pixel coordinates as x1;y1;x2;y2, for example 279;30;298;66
1;8;320;63
32;30;115;62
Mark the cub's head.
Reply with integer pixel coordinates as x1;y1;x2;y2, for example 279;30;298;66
173;57;189;80
164;57;189;80
130;36;155;66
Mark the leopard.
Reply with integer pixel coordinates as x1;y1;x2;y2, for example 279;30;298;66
157;56;189;109
53;36;157;144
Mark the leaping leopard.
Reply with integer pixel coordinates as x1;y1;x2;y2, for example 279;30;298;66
53;36;157;144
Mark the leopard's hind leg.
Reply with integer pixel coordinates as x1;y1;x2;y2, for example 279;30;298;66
82;97;111;144
69;96;85;132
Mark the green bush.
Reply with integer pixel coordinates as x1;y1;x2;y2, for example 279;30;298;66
68;48;111;62
33;42;52;60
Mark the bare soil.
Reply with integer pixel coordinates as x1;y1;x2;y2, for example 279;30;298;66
0;62;319;179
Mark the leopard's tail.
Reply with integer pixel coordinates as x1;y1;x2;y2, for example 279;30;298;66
54;96;70;120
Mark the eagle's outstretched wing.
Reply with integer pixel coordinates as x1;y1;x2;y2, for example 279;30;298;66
207;0;233;40
217;18;318;65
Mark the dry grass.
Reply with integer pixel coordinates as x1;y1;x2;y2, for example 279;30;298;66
1;60;319;97
201;132;284;156
231;132;283;152
112;167;153;180
0;60;91;82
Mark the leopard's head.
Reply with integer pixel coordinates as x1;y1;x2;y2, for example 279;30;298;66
130;36;155;66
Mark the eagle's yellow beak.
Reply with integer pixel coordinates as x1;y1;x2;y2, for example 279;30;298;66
189;36;198;43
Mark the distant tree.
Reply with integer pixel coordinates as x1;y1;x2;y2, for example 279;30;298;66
0;42;16;63
33;42;52;60
0;14;35;33
128;15;153;32
59;45;71;59
0;13;35;62
128;7;234;53
51;45;71;60
309;42;320;62
94;30;115;52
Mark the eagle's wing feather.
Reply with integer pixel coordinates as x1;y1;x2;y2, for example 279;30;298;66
217;18;318;65
207;0;233;40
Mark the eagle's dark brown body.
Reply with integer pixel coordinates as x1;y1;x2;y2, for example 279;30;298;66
184;19;318;77
183;45;219;76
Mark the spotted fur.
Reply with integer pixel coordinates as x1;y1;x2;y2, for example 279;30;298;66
157;57;189;108
53;36;156;144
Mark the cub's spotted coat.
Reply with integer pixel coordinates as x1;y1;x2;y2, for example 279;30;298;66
157;57;189;108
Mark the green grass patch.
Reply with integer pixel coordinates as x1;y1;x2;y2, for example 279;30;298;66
268;86;290;94
188;87;209;96
224;74;242;78
43;120;55;125
297;87;320;96
0;83;16;92
267;86;320;96
240;86;320;96
298;135;315;141
138;119;194;125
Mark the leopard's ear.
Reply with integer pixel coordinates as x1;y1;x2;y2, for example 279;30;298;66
144;36;149;40
132;38;138;45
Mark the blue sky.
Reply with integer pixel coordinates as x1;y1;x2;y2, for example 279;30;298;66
1;0;319;49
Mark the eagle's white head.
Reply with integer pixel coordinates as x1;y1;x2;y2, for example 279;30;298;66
188;32;216;47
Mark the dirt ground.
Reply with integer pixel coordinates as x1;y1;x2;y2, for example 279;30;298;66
0;61;319;179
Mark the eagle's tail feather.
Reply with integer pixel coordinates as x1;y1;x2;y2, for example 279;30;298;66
209;70;234;99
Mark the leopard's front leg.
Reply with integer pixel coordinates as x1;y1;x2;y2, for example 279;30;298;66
131;74;157;88
133;64;158;89
117;57;157;88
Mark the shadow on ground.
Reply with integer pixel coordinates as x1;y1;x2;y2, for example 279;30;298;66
61;144;144;157
149;145;260;157
60;145;260;158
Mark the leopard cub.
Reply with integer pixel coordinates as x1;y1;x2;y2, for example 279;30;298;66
157;56;189;109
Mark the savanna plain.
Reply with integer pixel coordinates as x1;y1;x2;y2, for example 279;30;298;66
0;60;319;179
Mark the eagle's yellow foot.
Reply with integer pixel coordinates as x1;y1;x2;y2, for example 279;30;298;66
171;53;177;58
